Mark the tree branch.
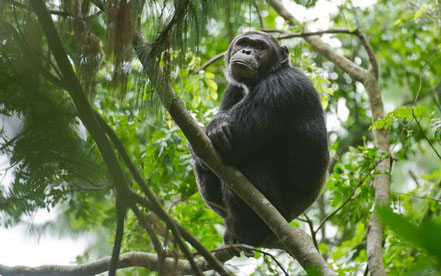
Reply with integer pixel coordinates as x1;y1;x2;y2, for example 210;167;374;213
198;51;226;72
352;28;379;79
0;252;212;276
277;28;378;79
303;214;318;249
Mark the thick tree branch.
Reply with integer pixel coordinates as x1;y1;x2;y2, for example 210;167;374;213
133;34;336;275
0;252;212;276
269;2;391;275
277;28;378;79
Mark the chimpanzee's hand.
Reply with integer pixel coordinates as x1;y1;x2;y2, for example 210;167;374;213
206;113;233;153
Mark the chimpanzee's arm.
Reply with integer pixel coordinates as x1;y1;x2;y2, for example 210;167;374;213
219;84;245;111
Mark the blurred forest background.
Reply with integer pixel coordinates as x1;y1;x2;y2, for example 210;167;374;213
0;0;440;275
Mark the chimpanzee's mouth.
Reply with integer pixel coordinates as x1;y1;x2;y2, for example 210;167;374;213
231;60;256;70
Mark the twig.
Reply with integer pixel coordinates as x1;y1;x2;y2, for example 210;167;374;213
409;72;441;160
396;193;441;204
352;29;379;79
253;0;264;29
29;4;140;276
296;217;308;223
150;0;191;54
413;74;424;106
408;170;421;187
412;111;441;160
210;244;289;276
277;28;357;39
261;29;286;33
197;52;225;72
5;0;70;17
303;214;318;250
314;158;384;234
0;134;21;152
131;205;167;274
318;194;327;242
197;30;356;72
0;21;66;89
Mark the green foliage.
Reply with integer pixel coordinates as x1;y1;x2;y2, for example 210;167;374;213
0;0;441;275
378;206;441;273
370;105;431;131
0;22;107;225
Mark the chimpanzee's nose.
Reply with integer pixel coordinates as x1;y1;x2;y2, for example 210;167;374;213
242;49;252;55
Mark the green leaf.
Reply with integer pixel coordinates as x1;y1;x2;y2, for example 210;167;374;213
377;206;420;245
321;95;329;110
205;79;218;91
204;72;215;79
392;106;412;121
378;206;441;263
210;89;218;100
371;118;386;130
413;105;430;118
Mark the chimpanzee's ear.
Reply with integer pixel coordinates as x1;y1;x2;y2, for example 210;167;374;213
280;45;289;65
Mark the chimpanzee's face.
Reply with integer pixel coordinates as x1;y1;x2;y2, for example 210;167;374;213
226;32;289;83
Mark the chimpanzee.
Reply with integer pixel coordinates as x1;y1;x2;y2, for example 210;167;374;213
190;31;329;248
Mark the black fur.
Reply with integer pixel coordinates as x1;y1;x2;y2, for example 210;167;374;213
191;31;329;247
